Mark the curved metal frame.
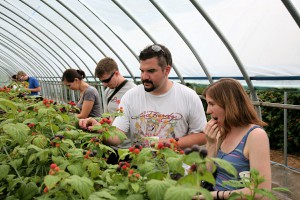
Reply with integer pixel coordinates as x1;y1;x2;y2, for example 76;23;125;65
112;0;186;84
150;0;213;84
57;0;137;83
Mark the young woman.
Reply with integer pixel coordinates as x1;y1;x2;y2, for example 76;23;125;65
200;78;271;199
62;69;102;118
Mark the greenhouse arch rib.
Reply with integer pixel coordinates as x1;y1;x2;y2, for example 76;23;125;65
0;4;65;77
112;0;185;84
150;0;213;84
190;0;261;115
19;0;97;82
56;0;137;84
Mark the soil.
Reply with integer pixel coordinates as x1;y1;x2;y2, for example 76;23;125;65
270;149;300;169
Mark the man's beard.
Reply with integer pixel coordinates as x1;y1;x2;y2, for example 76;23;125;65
142;79;156;92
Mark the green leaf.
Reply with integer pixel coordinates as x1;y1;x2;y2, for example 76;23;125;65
183;152;201;165
44;175;61;189
130;182;140;193
211;157;237;178
0;164;10;179
64;175;94;199
36;149;49;163
17;182;38;200
67;163;85;176
164;186;199;200
87;163;101;178
146;179;174;200
0;98;17;112
3;123;30;145
0;119;15;127
161;147;179;158
88;190;117;200
10;158;23;169
27;153;37;165
177;174;199;186
136;148;153;163
146;171;166;180
55;115;64;123
125;194;144;200
118;148;129;160
166;157;183;173
31;135;48;148
254;188;277;200
138;162;156;176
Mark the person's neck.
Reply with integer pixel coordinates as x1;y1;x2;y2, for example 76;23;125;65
115;76;126;88
79;81;89;92
150;79;173;96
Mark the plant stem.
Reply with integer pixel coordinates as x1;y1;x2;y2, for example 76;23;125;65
3;146;24;184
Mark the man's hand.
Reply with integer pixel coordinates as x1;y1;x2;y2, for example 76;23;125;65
79;118;100;131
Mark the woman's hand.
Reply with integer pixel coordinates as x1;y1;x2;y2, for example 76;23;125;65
204;119;220;145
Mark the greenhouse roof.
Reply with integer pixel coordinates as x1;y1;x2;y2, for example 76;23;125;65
0;0;300;88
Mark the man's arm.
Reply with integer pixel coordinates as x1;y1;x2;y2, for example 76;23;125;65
28;86;41;92
158;132;206;149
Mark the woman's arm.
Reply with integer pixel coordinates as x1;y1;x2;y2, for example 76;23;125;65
76;100;94;119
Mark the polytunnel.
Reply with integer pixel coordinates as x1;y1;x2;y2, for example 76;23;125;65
0;0;300;199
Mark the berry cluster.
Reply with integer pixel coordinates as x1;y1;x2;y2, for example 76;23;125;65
50;134;65;147
43;99;54;107
99;118;112;125
128;169;141;182
156;138;184;154
129;144;143;155
116;161;131;171
184;145;208;158
68;101;76;106
90;137;101;145
27;123;35;128
83;150;97;159
49;163;60;175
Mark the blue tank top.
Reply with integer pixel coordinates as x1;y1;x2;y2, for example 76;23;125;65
214;125;261;191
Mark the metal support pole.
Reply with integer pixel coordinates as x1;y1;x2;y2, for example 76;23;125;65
284;91;288;166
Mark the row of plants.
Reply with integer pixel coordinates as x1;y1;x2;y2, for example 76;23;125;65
0;85;286;199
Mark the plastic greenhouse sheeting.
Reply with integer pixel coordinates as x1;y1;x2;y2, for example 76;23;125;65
0;0;300;88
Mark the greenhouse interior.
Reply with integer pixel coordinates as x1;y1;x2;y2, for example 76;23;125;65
0;0;300;199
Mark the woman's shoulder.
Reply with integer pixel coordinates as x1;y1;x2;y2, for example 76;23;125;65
247;125;269;143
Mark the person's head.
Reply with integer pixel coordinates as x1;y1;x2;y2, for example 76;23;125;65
17;71;28;81
11;75;17;81
62;69;86;90
138;44;172;92
95;57;123;89
203;78;266;134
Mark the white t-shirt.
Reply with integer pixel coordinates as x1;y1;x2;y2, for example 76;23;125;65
113;82;207;148
104;81;136;113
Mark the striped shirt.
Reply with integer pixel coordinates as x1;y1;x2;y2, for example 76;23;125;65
214;125;261;190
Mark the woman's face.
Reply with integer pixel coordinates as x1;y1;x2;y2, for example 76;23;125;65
205;94;225;126
63;78;79;90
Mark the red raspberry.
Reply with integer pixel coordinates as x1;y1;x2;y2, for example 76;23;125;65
133;148;140;154
50;163;57;169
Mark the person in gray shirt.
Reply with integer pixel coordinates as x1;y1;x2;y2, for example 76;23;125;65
95;57;136;114
62;69;102;118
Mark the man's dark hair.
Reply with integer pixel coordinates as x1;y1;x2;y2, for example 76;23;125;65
138;44;172;69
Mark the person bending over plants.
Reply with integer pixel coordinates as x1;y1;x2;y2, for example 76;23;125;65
195;78;271;199
62;69;102;119
79;44;207;151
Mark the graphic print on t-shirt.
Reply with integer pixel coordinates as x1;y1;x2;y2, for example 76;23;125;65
131;110;182;145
